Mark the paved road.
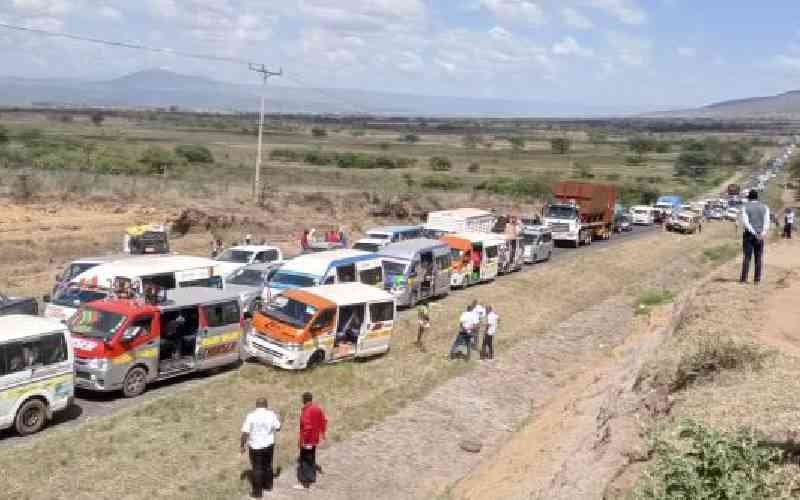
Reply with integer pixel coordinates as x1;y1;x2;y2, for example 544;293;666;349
0;225;659;447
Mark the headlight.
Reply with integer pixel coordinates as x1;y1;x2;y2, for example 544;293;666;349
87;358;109;371
284;342;303;351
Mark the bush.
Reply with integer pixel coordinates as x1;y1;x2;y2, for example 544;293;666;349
635;287;673;315
604;173;622;181
401;133;419;144
625;155;646;165
429;156;452;172
18;128;43;145
671;337;768;392
90;111;105;126
311;127;327;138
420;174;461;191
467;162;480;173
634;419;779;500
378;142;390;151
654;142;671;154
573;161;593;179
175;144;214;163
0;125;8;145
269;149;302;162
550;137;571;154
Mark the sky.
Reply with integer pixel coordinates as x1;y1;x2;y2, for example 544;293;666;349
0;0;799;111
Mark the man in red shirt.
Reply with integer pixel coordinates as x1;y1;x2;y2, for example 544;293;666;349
295;392;327;490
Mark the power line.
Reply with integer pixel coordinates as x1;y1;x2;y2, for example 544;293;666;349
0;22;373;114
0;22;256;65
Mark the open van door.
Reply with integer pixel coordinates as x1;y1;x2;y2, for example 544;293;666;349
198;300;242;370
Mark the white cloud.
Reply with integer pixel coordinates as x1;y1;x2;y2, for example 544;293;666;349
561;7;594;29
11;0;72;16
552;36;593;57
677;46;696;57
479;0;546;26
147;0;177;18
773;54;800;72
99;5;122;20
588;0;646;25
300;0;426;31
608;32;651;65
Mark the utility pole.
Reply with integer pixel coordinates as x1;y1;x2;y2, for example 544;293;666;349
248;63;282;202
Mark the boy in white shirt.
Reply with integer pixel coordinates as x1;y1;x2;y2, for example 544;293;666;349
481;306;498;360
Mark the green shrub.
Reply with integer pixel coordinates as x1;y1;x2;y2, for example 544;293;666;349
420;174;461;191
429;156;452;171
401;133;419;143
467;162;480;173
635;287;673;315
475;176;550;199
633;419;779;500
175;144;214;163
311;127;327;138
18;128;43;145
269;149;302;162
604;173;622;181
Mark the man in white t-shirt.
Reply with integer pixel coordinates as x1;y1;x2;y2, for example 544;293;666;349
450;304;476;361
481;306;498;360
241;398;281;498
471;301;486;348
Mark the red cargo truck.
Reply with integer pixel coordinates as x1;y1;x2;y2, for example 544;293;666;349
543;181;617;247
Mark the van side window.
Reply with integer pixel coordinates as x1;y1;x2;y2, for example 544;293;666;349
435;254;450;269
369;302;394;323
40;333;68;365
485;246;499;259
256;250;279;263
207;301;241;327
359;267;383;286
337;264;357;283
0;342;28;375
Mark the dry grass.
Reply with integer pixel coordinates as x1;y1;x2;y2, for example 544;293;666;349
0;221;742;500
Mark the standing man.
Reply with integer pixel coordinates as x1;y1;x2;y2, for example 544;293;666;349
240;398;281;499
471;301;486;348
295;392;327;491
784;208;795;239
416;302;431;352
481;306;498;360
740;190;770;284
450;304;475;361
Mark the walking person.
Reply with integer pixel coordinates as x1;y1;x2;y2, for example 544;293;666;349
784;208;794;239
740;190;770;284
450;304;475;361
481;306;498;360
240;398;281;499
471;301;486;349
295;392;327;491
416;302;430;352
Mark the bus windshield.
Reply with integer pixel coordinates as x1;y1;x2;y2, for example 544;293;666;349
53;287;109;307
69;308;127;339
270;271;318;289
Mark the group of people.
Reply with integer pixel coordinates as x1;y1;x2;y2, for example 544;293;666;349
299;227;348;252
450;300;499;361
240;392;328;498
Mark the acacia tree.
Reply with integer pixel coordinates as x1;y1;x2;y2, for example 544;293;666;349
509;136;526;153
628;136;656;161
462;134;482;149
140;146;179;176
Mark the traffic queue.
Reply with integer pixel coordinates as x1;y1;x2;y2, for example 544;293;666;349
1;207;560;437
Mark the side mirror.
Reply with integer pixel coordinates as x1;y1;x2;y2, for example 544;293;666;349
42;294;51;303
55;274;62;282
243;311;253;320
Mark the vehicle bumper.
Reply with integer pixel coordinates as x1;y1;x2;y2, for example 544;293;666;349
451;272;467;287
75;368;115;391
389;288;412;307
551;232;578;241
246;336;305;370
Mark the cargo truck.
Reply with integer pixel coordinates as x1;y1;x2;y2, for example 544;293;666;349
543;181;616;248
423;208;495;238
654;195;683;217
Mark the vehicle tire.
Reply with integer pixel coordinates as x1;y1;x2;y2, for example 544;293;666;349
122;366;148;398
306;351;324;370
15;398;47;436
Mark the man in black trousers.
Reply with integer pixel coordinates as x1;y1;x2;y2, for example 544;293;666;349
241;398;281;498
740;190;770;284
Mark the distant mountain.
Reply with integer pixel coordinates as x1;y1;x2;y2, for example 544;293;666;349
652;90;800;118
0;68;641;117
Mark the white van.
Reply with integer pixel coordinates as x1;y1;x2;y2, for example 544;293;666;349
0;315;74;435
214;245;283;276
630;206;656;225
44;255;224;321
267;250;383;296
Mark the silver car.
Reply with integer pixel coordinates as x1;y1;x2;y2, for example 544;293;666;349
223;263;279;312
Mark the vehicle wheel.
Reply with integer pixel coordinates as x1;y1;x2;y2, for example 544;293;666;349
122;366;148;398
306;351;324;370
15;398;47;436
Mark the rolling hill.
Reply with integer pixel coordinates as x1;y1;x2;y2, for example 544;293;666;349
0;68;641;117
